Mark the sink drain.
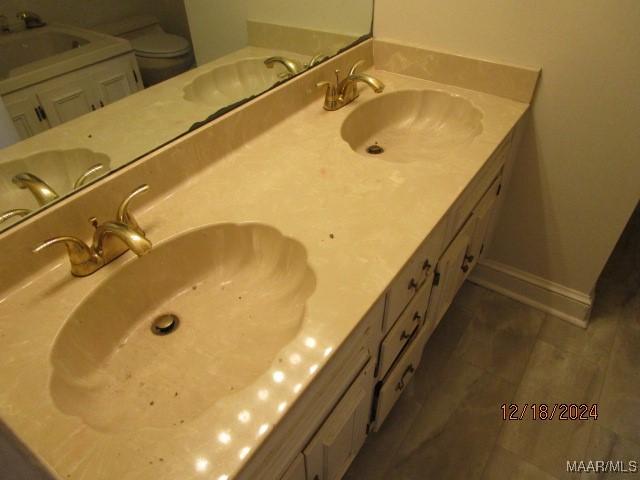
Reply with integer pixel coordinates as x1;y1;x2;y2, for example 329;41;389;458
151;314;180;336
366;143;384;155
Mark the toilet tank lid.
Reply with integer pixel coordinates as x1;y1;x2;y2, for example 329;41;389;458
94;14;159;36
131;33;190;57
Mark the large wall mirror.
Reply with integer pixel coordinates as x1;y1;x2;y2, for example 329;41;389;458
0;0;373;232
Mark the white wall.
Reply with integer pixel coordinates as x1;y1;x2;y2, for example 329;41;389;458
375;0;640;298
183;0;372;65
183;0;249;65
247;0;372;36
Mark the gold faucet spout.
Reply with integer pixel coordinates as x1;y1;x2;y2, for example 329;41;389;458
264;56;303;75
344;73;385;94
12;172;59;206
93;221;152;257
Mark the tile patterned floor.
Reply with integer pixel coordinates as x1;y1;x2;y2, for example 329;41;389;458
345;208;640;480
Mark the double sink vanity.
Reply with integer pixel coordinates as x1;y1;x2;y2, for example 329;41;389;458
0;39;538;479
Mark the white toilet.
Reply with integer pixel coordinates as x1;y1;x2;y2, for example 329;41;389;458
96;15;193;87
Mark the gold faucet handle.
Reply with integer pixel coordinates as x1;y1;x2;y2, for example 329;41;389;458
349;60;366;77
117;184;149;232
0;208;31;224
33;236;101;276
73;163;107;189
306;54;330;68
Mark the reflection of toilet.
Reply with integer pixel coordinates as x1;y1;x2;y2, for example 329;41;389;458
97;15;193;87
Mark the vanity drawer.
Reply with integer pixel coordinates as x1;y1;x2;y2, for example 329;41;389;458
372;324;431;431
377;280;431;379
384;219;446;334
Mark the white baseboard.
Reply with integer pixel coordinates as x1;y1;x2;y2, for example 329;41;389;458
468;259;593;328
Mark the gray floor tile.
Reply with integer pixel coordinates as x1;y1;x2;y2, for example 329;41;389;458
386;356;516;480
482;446;559;480
453;283;545;382
580;425;640;479
597;312;640;446
497;340;608;479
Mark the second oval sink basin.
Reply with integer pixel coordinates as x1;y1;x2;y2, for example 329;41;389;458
341;90;483;163
50;223;316;432
183;58;287;107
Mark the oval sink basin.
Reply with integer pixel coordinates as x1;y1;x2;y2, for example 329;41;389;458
50;223;316;432
341;90;483;163
183;58;288;107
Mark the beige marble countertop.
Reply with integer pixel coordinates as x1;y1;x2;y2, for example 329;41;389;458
0;68;527;479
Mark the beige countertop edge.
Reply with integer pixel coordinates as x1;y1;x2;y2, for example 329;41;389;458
0;63;529;479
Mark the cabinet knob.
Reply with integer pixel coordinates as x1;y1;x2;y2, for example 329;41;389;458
408;278;418;291
464;254;475;263
461;264;470;273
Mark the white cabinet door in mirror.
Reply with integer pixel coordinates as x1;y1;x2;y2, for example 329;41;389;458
4;90;49;139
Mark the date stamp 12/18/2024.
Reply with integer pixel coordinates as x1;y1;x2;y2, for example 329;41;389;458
501;403;599;421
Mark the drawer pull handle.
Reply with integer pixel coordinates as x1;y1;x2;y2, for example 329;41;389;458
422;258;432;273
401;314;420;340
408;278;418;291
461;253;474;273
396;364;415;391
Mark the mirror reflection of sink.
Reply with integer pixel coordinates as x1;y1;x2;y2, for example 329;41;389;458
183;57;293;106
0;149;110;212
341;90;483;163
49;223;316;432
0;27;89;79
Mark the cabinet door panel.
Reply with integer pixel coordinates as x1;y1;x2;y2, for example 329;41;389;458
428;218;473;327
37;78;96;126
3;91;49;139
304;359;371;480
93;56;140;106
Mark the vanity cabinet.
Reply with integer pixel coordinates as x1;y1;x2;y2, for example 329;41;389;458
371;152;509;432
3;53;141;138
